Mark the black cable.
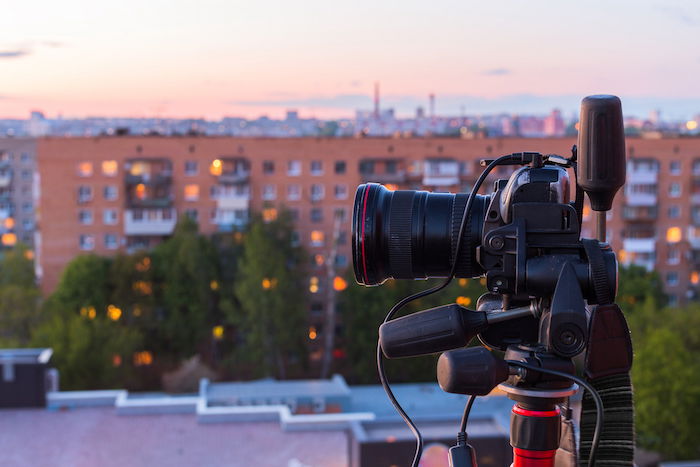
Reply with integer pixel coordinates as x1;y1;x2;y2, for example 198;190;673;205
505;360;604;467
377;153;522;467
460;394;477;434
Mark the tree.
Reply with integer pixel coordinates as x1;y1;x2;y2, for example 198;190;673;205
151;217;221;362
232;210;307;379
0;244;40;346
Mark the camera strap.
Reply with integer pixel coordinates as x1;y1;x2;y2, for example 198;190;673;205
579;303;635;467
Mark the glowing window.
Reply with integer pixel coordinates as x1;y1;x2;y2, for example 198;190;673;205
333;276;348;291
133;351;153;366
456;296;472;306
263;208;278;222
3;217;14;229
310;230;324;246
102;160;118;177
106;305;122;321
314;254;325;266
184;184;200;201
692;271;700;285
210;159;223;176
309;326;318;340
1;233;16;246
135;183;146;200
212;325;224;340
77;162;93;177
309;276;320;293
666;227;682;243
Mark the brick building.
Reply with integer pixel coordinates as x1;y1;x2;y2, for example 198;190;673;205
0;138;37;249
35;136;700;307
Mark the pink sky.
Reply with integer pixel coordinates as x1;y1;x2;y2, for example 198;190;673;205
2;1;699;119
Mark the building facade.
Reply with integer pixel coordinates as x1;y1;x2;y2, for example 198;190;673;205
0;138;37;249
36;136;700;307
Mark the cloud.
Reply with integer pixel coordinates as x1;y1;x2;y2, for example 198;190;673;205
481;68;511;76
0;49;30;59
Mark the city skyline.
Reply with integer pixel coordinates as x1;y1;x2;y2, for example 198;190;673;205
2;1;700;119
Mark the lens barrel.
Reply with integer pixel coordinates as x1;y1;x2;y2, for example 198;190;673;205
352;183;488;285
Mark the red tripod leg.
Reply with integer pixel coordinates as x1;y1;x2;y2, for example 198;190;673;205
510;404;560;467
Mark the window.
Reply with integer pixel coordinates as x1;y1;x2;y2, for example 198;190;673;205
263;161;275;174
335;255;348;267
132;209;143;221
22;202;32;214
77;162;93;177
386;160;397;174
287;160;301;176
668;294;678;307
184;184;199;201
666;271;679;287
667;247;681;265
668;205;681;219
103;185;118;201
210;186;218;199
334;208;347;222
334;185;348;200
263;208;278;222
338;231;348;245
103;209;118;225
20;152;30;163
666;226;682;243
79;234;95;250
311;184;324;201
288;208;299;221
22;219;33;230
78;186;92;203
287;184;301;201
311;161;323;175
310;230;324;246
670;160;681;175
21;170;31;181
335;161;346;174
185;209;198;221
311;208;323;223
185;161;198;176
104;234;118;249
78;209;93;225
291;231;300;246
210;159;223;176
669;183;681;198
359;160;374;174
102;160;118;177
263;184;276;200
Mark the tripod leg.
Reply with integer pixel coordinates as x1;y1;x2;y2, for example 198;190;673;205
510;403;561;467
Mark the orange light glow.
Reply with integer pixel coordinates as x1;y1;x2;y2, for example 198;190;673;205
314;254;325;266
212;325;224;340
133;281;153;295
687;121;698;131
309;326;318;340
666;227;682;243
692;271;700;285
135;183;146;200
133;351;153;366
333;276;348;291
1;233;16;246
458;278;468;287
311;230;324;245
210;159;223;176
24;249;34;261
135;256;151;272
210;280;219;290
102;160;118;176
262;278;273;289
263;208;278;222
583;205;591;220
77;162;93;177
184;184;199;200
88;307;96;319
133;305;142;317
112;355;122;367
384;184;399;191
107;305;122;321
3;217;14;229
456;296;472;306
479;277;487;286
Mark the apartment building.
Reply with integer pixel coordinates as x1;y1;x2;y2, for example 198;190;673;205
0;139;37;249
35;136;700;308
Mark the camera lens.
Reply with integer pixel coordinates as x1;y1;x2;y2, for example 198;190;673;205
352;183;488;285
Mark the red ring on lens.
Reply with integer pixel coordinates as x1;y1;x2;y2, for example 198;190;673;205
360;184;371;284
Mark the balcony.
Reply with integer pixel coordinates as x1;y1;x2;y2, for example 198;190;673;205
626;169;658;185
622;205;657;222
218;171;250;185
124;209;177;235
625;189;657;207
623;238;656;254
216;193;250;210
0;173;11;188
423;159;460;187
125;172;172;186
128;195;174;209
360;170;407;184
688;228;700;250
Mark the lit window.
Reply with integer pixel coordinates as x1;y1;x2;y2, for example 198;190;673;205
310;230;324;246
79;234;95;250
104;234;118;249
263;184;276;200
77;162;93;177
288;160;301;176
311;184;324;201
106;304;122;320
1;233;17;246
103;209;118;225
103;185;118;201
334;185;348;200
287;184;301;201
263;208;278;222
3;217;13;229
314;254;325;266
456;296;472;306
210;159;223;176
311;161;323;175
184;184;199;201
692;271;700;285
212;326;224;340
78;209;93;225
102;160;118;177
133;351;153;366
333;276;348;291
135;183;146;200
309;276;320;293
309;326;318;340
666;227;682;243
185;160;198;176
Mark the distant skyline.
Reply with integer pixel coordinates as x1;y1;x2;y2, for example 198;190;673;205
2;1;700;119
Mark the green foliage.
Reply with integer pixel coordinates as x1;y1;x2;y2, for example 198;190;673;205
0;244;40;346
617;264;667;311
339;275;486;384
232;210;307;379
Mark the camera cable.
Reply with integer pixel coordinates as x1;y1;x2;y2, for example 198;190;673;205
377;153;524;467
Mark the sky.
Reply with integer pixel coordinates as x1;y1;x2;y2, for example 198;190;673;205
1;0;700;120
